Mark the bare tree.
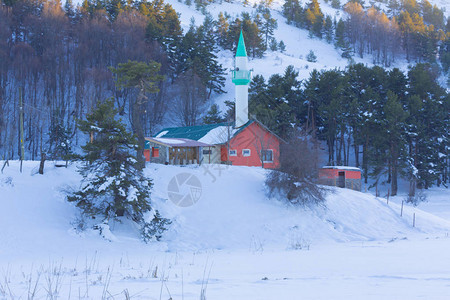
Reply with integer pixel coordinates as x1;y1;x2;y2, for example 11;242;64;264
266;129;326;206
173;69;207;126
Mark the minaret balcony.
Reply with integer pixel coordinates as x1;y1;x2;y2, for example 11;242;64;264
232;69;251;85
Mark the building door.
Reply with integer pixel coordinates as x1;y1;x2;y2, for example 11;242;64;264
338;171;345;188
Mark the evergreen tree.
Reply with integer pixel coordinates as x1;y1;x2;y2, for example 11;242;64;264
324;15;333;43
48;118;73;165
305;0;324;37
109;60;164;169
203;103;225;124
278;40;286;52
306;50;317;62
269;37;278;51
283;0;302;25
382;91;408;195
64;0;76;20
249;67;300;139
407;63;448;188
67;99;170;242
260;8;278;48
197;14;227;97
145;2;183;75
178;16;226;98
216;12;230;49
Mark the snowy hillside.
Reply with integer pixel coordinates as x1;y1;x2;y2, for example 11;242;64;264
1;161;450;298
1;161;449;257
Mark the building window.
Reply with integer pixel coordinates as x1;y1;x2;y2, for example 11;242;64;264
203;149;212;155
229;149;237;156
261;149;273;162
152;148;159;158
242;149;251;157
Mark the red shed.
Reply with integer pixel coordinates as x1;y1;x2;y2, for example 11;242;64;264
319;166;361;191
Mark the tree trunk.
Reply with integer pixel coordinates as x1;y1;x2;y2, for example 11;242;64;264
392;160;398;196
362;136;368;184
39;152;46;175
132;100;145;170
346;134;351;166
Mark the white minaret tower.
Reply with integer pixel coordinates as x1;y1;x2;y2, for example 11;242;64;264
232;30;252;128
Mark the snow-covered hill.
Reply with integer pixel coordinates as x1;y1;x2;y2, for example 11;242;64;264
1;161;449;256
1;161;450;298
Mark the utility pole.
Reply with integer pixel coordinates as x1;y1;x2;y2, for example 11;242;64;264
19;87;24;173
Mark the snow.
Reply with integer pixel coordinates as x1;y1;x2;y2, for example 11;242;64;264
1;160;450;299
155;130;168;138
322;165;361;171
154;137;187;144
198;125;235;144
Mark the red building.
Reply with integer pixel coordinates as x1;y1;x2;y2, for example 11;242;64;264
152;119;282;169
221;120;281;168
318;166;362;191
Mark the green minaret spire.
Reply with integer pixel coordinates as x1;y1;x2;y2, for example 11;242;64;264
236;30;247;57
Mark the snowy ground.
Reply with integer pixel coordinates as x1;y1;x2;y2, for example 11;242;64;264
0;161;449;299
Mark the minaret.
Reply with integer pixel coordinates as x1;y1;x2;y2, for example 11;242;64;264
232;30;252;128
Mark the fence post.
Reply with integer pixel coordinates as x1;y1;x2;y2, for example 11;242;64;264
413;213;416;227
387;188;390;205
400;200;404;217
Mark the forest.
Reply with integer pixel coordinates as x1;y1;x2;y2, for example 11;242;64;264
0;0;448;194
283;0;450;68
245;63;448;195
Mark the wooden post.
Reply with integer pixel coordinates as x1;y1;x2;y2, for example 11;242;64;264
413;213;416;227
387;188;390;205
400;200;404;217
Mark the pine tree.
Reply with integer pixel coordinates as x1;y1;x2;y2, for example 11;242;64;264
216;12;230;49
269;37;278;51
67;99;170;242
203;103;225;124
282;0;302;25
177;16;226;99
335;19;352;59
109;60;164;169
145;2;183;76
407;63;448;188
382;91;408;196
261;8;278;48
63;0;76;20
306;50;317;62
197;14;227;97
278;40;286;52
48;118;73;165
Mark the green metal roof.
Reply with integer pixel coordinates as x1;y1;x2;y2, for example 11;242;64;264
236;30;247;57
154;119;285;145
155;123;227;141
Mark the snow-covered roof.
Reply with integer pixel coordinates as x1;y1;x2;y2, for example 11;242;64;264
145;137;212;148
198;126;237;145
321;166;362;171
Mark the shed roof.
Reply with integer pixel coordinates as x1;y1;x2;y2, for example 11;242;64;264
145;137;212;148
